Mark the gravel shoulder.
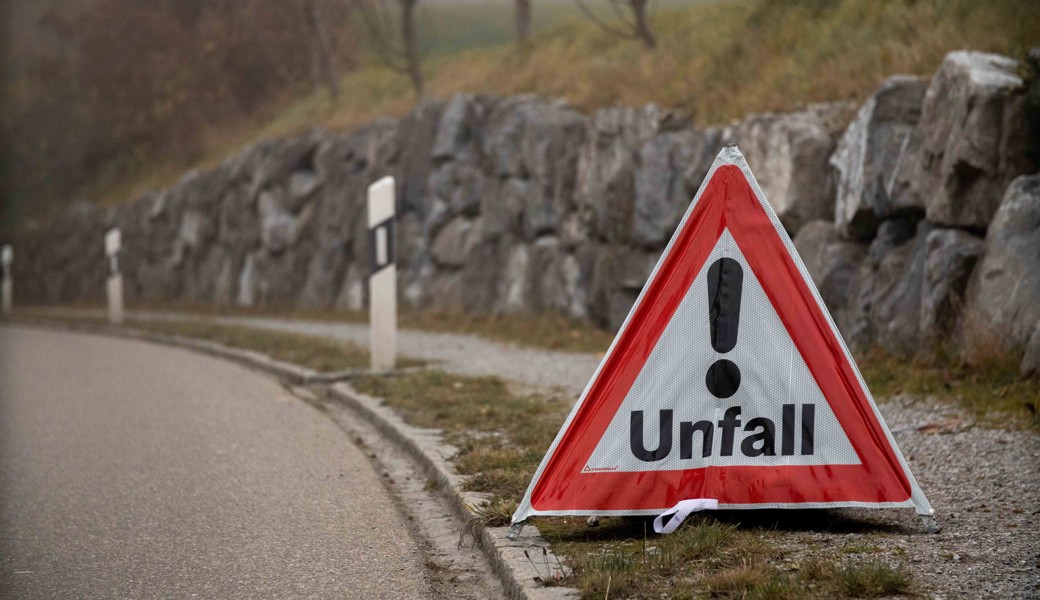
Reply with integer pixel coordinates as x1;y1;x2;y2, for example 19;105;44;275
777;395;1040;599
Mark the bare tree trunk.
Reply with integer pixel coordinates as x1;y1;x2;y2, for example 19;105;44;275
305;0;341;98
515;0;532;47
630;0;656;49
400;0;423;97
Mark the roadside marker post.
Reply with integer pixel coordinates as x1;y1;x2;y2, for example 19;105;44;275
1;244;12;315
367;177;397;371
509;146;935;539
105;228;124;325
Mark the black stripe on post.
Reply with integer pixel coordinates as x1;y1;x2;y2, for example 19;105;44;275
368;217;396;275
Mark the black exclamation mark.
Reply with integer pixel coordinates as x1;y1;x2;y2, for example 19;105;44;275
705;257;743;398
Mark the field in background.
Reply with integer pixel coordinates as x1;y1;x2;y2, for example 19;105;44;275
388;0;702;57
96;0;1040;208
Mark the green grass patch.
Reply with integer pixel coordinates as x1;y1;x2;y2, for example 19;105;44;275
352;369;567;504
123;319;380;372
832;559;913;598
858;348;1040;429
706;567;800;600
533;514;913;599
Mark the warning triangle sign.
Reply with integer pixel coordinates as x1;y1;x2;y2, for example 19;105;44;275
512;147;932;526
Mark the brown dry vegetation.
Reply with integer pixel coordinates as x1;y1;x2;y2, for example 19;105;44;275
7;0;1032;216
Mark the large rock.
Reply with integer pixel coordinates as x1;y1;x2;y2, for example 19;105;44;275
889;52;1034;229
245;249;312;307
482;178;527;241
576;106;668;244
632;129;719;247
518;101;587;241
170;209;213;267
430;216;483;268
460;238;506;313
494;243;529;314
962;174;1040;373
432;93;485;162
428;163;487;218
236;253;258;307
334;263;365;311
1022;323;1040;376
249;135;321;199
725;104;845;235
831;76;928;238
168;167;230;214
286;170;321;212
527;237;584;317
793;220;868;312
919;228;984;351
867;216;918;265
396;100;442;215
842;220;933;354
216;184;260;257
587;246;657;330
258;189;313;255
1026;49;1040;166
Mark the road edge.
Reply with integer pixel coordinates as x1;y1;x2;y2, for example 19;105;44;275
328;382;577;600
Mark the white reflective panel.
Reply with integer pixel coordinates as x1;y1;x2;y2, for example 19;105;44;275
367;177;395;227
585;229;859;471
370;265;397;370
105;228;121;256
375;227;388;267
107;274;124;325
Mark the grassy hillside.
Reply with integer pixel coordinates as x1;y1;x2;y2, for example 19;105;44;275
99;0;1039;207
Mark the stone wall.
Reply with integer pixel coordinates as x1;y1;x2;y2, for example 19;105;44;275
7;50;1039;374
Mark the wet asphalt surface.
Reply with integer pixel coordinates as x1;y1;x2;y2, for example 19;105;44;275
0;325;431;599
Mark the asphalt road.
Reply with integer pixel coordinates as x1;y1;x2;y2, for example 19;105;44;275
0;325;432;599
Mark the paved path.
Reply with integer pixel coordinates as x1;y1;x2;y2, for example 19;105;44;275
218;315;603;396
0;325;431;599
61;309;605;397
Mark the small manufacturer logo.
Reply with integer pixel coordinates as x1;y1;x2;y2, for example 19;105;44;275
582;465;619;473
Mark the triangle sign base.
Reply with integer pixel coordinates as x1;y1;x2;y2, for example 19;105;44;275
512;147;933;526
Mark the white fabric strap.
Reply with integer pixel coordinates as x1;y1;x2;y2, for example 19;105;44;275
652;498;719;534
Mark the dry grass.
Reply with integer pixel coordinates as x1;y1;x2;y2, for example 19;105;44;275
351;369;568;503
94;0;1040;208
121;319;382;372
83;301;616;355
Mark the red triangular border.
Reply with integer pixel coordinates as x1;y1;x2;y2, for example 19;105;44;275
528;164;914;513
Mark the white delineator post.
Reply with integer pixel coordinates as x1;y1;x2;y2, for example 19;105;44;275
1;244;12;315
367;177;397;371
105;228;124;325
